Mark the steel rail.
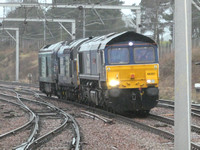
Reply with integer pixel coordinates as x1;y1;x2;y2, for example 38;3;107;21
82;106;200;149
1;84;199;149
0;87;67;149
18;89;200;149
81;107;200;150
81;110;113;124
0;88;39;150
0;86;81;150
41;95;200;149
0;91;70;150
24;115;68;149
2;94;70;150
0;80;38;88
0;98;34;139
149;114;200;134
159;99;200;110
18;96;79;150
21;98;79;150
24;89;81;150
158;100;200;117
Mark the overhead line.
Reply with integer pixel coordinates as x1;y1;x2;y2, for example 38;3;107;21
0;3;140;10
0;18;75;23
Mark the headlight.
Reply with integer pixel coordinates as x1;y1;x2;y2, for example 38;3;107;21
109;80;120;87
147;79;155;84
128;42;133;46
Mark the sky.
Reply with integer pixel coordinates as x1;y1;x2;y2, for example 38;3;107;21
121;0;141;15
122;0;141;5
0;0;141;17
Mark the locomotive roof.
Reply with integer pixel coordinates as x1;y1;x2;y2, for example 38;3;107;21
58;38;88;55
79;31;156;52
39;41;64;53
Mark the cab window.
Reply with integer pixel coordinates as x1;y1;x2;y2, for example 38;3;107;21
108;48;129;64
134;47;155;63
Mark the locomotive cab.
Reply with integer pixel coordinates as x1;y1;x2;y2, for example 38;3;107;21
38;41;63;96
104;40;159;113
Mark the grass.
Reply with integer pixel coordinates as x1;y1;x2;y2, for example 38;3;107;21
159;48;200;102
0;45;39;82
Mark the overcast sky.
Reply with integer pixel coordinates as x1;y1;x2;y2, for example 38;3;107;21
0;0;141;17
122;0;141;5
121;0;141;16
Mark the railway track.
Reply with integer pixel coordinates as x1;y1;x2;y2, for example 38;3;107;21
149;114;200;134
0;87;80;150
0;80;38;88
0;89;38;149
1;83;200;149
0;98;34;139
159;99;200;117
10;87;177;147
37;94;200;150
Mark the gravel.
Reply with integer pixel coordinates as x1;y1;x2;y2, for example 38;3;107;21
2;85;200;149
0;101;29;134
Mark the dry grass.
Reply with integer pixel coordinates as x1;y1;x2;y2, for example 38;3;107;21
0;46;38;83
159;48;200;102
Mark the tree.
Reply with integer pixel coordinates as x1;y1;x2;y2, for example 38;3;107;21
192;0;200;38
140;0;200;42
140;0;173;44
47;0;126;39
3;0;128;43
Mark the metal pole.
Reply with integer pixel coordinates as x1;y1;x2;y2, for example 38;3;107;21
44;20;46;45
83;8;86;38
174;0;191;150
72;22;76;40
59;22;74;39
1;28;20;81
136;9;141;33
16;28;19;81
60;26;62;41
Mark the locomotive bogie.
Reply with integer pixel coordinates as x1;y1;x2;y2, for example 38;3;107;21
104;88;158;113
39;82;57;96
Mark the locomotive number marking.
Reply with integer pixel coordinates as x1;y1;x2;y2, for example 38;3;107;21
147;73;155;75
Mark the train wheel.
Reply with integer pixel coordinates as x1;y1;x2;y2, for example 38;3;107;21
136;110;150;118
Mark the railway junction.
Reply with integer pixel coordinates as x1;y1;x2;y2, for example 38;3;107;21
0;0;199;150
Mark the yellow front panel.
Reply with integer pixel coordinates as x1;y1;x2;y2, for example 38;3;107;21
106;64;159;89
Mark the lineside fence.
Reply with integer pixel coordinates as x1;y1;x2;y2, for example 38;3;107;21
159;37;200;57
0;37;49;51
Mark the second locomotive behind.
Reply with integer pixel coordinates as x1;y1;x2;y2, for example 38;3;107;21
39;31;159;115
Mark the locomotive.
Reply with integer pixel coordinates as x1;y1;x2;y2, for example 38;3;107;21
39;31;159;115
